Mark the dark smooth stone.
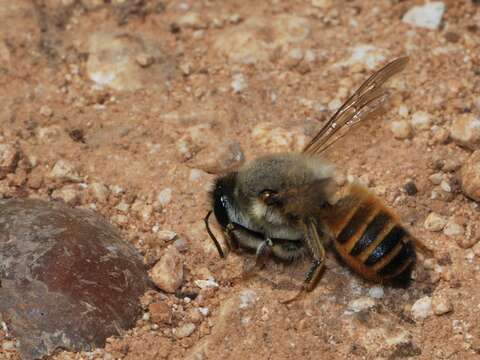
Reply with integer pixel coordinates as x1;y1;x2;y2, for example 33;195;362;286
0;199;150;360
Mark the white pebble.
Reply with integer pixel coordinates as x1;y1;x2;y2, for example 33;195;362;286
402;2;445;30
368;286;384;299
198;307;210;316
443;221;464;237
440;180;451;193
194;277;219;289
348;297;375;312
411;296;433;320
390;120;412;139
156;188;172;207
231;73;247;93
410;111;432;130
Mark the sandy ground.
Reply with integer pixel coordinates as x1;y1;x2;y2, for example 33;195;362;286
1;0;480;359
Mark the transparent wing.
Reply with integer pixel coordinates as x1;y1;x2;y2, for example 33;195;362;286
303;56;409;155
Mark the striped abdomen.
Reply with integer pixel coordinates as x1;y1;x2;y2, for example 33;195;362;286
324;184;416;282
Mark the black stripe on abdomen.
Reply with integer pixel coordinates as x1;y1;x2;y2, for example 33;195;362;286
337;202;375;244
364;226;406;266
349;212;389;256
378;242;415;277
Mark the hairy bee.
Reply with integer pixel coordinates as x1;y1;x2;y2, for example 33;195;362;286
205;57;432;297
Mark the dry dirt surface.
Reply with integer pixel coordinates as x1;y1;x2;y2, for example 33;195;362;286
1;0;480;359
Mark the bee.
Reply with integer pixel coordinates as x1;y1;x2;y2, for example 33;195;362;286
205;57;433;299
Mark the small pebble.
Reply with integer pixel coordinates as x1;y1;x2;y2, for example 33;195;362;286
429;173;443;185
50;160;82;183
136;53;154;67
51;185;80;205
155;188;172;208
173;238;188;252
149;302;172;324
450;114;480;150
40;105;54;117
198;307;209;316
157;230;177;241
398;105;409;118
347;297;375;312
229;13;242;24
411;296;433;320
440;180;452;193
410;111;432;130
115;201;130;213
404;181;418;195
424;213;447;232
150;246;184;293
390;120;412;139
177;12;206;29
194;277;219;289
174;323;196;339
432;294;453;315
460;150;480;201
231;73;247;93
443;221;464;237
432;127;450;144
402;2;445;30
89;182;109;203
110;185;125;196
368;286;384;299
0;143;20;179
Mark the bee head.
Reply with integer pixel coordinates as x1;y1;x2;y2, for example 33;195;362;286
210;173;237;229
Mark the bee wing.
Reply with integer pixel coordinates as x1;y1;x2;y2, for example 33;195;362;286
303;56;409;155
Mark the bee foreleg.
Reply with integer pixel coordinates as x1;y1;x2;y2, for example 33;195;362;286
281;219;325;304
225;222;240;251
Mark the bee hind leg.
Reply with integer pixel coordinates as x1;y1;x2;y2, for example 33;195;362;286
281;219;326;304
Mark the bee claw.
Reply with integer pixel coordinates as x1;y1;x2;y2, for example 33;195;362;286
280;287;307;304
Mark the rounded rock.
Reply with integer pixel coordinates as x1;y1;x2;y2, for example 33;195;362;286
424;213;447;232
0;198;149;360
432;294;453;315
443;221;464;237
50;159;82;183
390;120;412;139
410;111;432;131
150;245;184;293
0;143;20;180
460;150;480;201
174;323;196;339
450;114;480;150
411;296;433;320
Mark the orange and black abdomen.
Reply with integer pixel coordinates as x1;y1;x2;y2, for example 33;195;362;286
325;184;416;282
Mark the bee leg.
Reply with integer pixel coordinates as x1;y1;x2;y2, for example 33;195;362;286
243;237;273;276
281;220;325;304
225;223;240;251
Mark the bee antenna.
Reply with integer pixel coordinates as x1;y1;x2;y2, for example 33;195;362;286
204;210;225;258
